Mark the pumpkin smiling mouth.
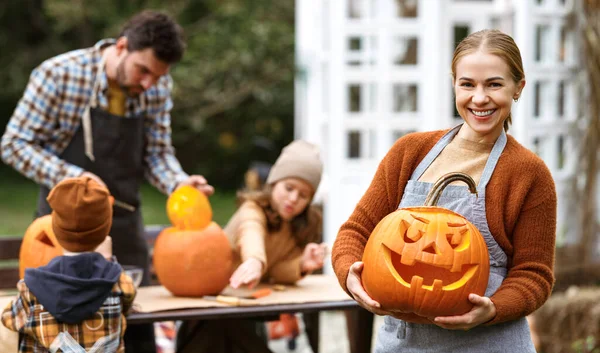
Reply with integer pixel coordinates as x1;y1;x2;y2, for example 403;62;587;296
382;244;479;291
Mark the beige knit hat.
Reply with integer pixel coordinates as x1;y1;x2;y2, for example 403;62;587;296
47;176;113;253
266;140;323;192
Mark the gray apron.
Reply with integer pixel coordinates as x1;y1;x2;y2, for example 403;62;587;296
34;54;157;353
374;125;535;353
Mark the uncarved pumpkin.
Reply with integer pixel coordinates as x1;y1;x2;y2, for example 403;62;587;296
19;215;63;278
153;222;233;297
167;185;213;230
362;173;489;320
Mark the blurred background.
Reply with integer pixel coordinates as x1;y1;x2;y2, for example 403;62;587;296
0;0;297;230
0;0;598;352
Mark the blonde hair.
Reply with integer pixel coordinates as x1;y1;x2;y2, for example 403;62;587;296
451;29;525;131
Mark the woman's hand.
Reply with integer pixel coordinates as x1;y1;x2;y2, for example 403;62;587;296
346;262;407;317
432;293;496;330
229;257;264;289
300;242;328;273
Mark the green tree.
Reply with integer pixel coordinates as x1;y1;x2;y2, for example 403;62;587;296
0;0;296;189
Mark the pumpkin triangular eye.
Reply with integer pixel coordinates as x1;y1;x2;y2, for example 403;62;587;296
411;214;430;224
404;228;424;243
36;232;55;247
446;233;461;247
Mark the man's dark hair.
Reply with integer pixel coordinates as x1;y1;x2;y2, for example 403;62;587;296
119;10;186;64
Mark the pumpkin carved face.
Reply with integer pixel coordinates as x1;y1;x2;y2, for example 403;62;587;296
19;215;63;278
362;173;489;319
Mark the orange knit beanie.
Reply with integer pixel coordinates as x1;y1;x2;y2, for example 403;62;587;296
47;176;113;253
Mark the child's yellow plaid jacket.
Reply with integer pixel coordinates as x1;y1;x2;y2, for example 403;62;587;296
1;253;136;353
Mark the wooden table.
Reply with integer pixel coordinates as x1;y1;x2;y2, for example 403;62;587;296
1;275;375;353
127;275;374;353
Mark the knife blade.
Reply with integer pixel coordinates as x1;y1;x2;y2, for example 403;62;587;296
203;288;273;306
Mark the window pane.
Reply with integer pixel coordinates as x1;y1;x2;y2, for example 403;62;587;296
348;131;360;158
558;81;565;118
535;25;551;62
454;25;470;49
393;37;418;65
393;84;418;112
349;85;361;112
394;0;418;18
348;0;366;18
557;135;565;170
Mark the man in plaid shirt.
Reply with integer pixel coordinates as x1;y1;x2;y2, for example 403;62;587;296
1;10;213;353
2;176;136;353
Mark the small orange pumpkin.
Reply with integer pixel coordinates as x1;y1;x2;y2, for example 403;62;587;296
19;215;63;278
167;185;212;230
153;222;233;297
362;173;489;320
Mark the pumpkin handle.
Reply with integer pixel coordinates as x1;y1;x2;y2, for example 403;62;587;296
424;172;478;207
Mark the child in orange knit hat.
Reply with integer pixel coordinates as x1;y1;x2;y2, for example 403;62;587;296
2;176;136;353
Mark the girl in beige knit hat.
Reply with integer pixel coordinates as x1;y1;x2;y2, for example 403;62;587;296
227;139;327;289
176;140;328;353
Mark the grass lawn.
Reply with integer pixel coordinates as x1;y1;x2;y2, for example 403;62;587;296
0;170;238;237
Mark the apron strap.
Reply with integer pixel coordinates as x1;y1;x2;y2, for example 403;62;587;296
477;129;507;190
83;54;106;162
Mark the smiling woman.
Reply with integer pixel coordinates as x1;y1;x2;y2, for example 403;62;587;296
332;29;557;353
452;34;525;143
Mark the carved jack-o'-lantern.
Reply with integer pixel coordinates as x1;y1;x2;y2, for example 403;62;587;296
362;173;489;320
19;215;64;278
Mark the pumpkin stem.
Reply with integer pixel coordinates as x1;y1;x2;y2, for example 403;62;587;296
424;173;478;207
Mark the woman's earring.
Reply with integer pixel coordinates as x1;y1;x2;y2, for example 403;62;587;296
513;97;519;102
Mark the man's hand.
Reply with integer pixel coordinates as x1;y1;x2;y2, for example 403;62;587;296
176;175;214;196
229;258;264;289
95;236;113;260
300;242;328;273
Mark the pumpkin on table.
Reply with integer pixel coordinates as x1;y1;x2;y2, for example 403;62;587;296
362;173;490;321
153;186;233;297
19;215;63;278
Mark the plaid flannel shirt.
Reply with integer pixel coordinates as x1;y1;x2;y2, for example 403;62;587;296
1;39;189;194
1;273;136;353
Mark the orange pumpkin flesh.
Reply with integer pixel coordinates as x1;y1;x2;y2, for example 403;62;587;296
362;173;489;320
19;215;64;278
167;185;213;230
153;222;233;297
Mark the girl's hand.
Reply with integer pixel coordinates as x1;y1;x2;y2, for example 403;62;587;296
229;257;264;289
432;293;496;330
346;262;406;317
300;242;328;273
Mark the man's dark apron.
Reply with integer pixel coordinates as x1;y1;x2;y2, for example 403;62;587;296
35;57;156;353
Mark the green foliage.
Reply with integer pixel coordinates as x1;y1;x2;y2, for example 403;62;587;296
0;169;237;236
0;0;295;190
572;336;600;353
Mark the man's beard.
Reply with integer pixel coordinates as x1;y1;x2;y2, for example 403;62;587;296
116;58;144;96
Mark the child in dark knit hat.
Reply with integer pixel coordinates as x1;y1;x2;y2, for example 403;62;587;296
2;176;136;353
